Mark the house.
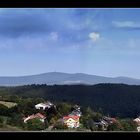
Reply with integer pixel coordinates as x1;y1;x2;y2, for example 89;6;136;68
63;116;80;128
94;120;109;131
23;113;46;123
35;101;54;110
69;110;82;117
103;116;117;124
134;117;140;126
134;117;140;132
73;105;81;111
137;126;140;132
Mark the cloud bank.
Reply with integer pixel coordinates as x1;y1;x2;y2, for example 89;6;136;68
112;21;140;29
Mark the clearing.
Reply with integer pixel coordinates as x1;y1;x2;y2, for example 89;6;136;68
0;101;17;108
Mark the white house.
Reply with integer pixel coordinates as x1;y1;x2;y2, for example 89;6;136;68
137;126;140;132
134;117;140;126
35;102;54;110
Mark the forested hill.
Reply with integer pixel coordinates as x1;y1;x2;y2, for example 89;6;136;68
0;83;140;118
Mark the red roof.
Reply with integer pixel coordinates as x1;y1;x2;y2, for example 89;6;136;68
110;118;117;122
63;116;80;120
23;113;46;121
35;113;46;119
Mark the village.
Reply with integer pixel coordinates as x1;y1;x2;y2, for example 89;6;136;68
0;95;138;132
21;100;126;131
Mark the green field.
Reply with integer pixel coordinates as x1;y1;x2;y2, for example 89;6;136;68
0;101;17;108
0;125;23;131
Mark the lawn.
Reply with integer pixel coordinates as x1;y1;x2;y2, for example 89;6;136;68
0;125;23;131
0;101;17;108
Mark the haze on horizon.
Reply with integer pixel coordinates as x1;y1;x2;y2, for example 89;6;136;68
0;8;140;79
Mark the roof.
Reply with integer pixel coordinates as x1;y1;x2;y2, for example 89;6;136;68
23;113;46;121
103;116;117;122
35;113;46;119
35;102;53;107
63;116;80;120
134;118;140;125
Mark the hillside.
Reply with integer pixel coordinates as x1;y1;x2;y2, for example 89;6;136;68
1;84;140;118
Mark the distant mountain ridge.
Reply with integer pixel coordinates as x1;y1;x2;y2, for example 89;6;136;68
0;72;140;86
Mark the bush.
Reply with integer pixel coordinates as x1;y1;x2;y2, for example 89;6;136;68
53;122;68;130
120;119;137;131
107;121;123;131
25;118;45;131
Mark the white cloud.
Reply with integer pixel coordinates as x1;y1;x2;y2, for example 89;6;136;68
112;21;140;28
50;32;58;41
89;32;100;42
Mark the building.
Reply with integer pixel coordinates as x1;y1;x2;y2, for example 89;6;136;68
69;110;82;117
134;117;140;126
23;113;46;123
35;101;54;110
63;116;80;128
134;117;140;132
73;105;81;111
103;116;117;124
137;126;140;132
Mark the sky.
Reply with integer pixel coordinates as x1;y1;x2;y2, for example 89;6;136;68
0;8;140;78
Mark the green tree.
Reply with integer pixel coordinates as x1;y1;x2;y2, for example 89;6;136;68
87;118;98;131
0;104;9;116
53;121;68;130
120;119;137;131
107;121;123;131
0;117;4;127
25;118;45;131
57;103;72;116
44;118;49;128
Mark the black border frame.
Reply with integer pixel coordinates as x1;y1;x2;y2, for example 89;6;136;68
0;0;140;8
0;0;140;139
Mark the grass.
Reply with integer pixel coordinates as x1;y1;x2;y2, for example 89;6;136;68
0;101;17;108
0;125;23;131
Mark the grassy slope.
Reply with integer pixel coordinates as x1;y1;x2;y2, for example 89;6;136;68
0;101;17;108
0;125;22;131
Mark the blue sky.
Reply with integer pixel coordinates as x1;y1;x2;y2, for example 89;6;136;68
0;8;140;78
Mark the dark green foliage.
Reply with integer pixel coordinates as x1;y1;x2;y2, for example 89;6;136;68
1;84;140;117
56;102;72;116
120;119;137;131
0;104;9;116
80;107;102;130
86;118;97;131
44;118;49;128
107;122;123;131
7;113;24;127
0;116;4;127
24;118;45;131
53;121;68;130
12;98;37;116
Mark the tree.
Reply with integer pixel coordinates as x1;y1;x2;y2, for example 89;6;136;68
57;103;72;116
92;112;103;122
0;104;9;116
120;119;137;131
44;118;49;128
107;121;123;131
49;117;56;125
25;118;45;131
87;118;98;131
53;121;68;130
0;117;4;127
